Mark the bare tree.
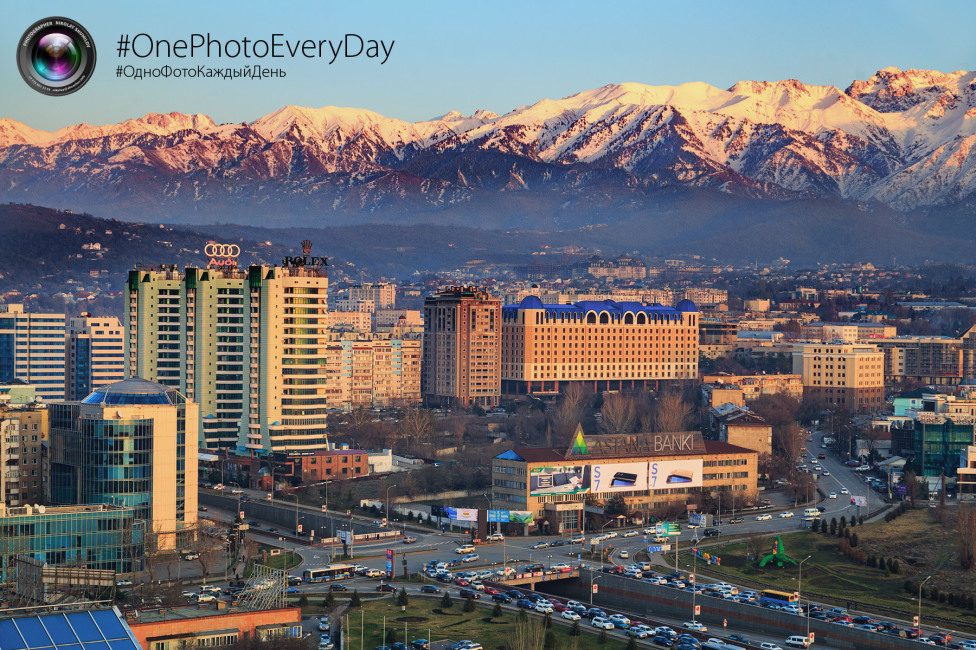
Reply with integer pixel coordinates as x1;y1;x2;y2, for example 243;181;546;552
744;531;767;561
601;393;636;435
396;406;435;445
773;422;805;464
550;383;587;441
903;470;922;508
512;612;547;650
651;390;692;432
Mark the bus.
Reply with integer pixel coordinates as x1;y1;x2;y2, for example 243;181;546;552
303;564;355;583
760;589;799;607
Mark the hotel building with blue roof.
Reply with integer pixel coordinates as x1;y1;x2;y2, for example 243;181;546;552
500;297;700;397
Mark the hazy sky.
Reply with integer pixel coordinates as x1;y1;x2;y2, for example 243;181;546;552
3;0;975;130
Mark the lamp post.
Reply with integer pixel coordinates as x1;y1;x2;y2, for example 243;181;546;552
919;575;932;634
547;554;552;570
484;493;494;535
599;521;614;569
798;555;812;640
692;533;699;623
385;486;395;526
590;573;601;605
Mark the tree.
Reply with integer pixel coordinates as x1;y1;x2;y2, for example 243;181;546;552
604;494;628;517
570;620;581;636
324;591;335;608
492;602;503;618
651;390;692;432
744;531;766;560
601;393;636;435
396;588;409;606
513;615;546;650
463;595;476;612
397;406;435;446
903;470;923;508
550;383;588;443
349;590;361;608
440;591;453;609
626;637;639;650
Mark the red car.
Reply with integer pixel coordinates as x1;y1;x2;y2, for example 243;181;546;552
453;578;470;586
376;584;397;592
483;586;500;595
552;601;568;612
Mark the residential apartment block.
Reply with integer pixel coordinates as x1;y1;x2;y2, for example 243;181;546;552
66;314;125;400
792;341;885;410
422;286;501;408
0;403;48;506
0;304;66;401
700;373;804;402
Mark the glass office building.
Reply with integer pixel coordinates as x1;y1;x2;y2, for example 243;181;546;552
0;504;143;580
50;378;198;551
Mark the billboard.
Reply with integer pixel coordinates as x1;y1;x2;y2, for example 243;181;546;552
529;465;586;496
587;459;704;493
851;495;867;507
456;508;478;522
509;511;534;524
487;510;509;523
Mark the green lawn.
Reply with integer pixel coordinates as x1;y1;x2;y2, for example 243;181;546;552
678;511;976;633
316;595;628;649
244;550;302;576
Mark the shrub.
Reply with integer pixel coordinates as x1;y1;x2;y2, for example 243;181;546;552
543;612;552;628
570;620;582;636
463;596;476;612
867;555;876;568
940;592;948;604
386;630;397;644
324;591;335;608
492;602;502;618
441;591;453;609
349;590;361;608
850;532;858;548
905;580;915;594
849;516;856;527
891;559;900;574
627;637;639;650
298;595;308;607
517;608;528;624
839;515;847;528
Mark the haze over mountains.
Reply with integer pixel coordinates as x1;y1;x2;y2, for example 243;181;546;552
3;67;976;264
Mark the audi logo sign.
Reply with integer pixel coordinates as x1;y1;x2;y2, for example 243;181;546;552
206;242;241;269
205;243;241;258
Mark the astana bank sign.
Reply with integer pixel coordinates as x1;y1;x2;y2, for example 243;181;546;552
565;429;706;459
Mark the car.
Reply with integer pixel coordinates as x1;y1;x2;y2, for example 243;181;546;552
676;635;700;648
623;530;639;537
535;602;553;613
609;614;631;627
366;569;385;577
587;608;607;619
230;488;243;494
195;594;217;603
455;545;475;554
822;470;830;476
606;531;618;538
409;641;430;650
319;641;334;650
653;636;675;647
570;535;585;543
729;635;750;645
506;589;524;599
376;583;397;592
470;581;484;591
115;579;133;587
181;552;200;561
551;563;572;572
516;599;535;609
459;588;481;600
759;644;783;650
591;617;614;630
199;506;209;512
531;541;550;549
728;517;743;524
703;528;721;537
402;537;418;544
561;610;581;621
779;511;795;518
683;621;707;632
756;514;772;521
461;554;479;563
329;584;349;592
420;584;441;594
829;492;837;499
453;577;470;586
618;550;630;559
629;627;649;638
318;621;331;632
840;487;849;494
491;593;512;603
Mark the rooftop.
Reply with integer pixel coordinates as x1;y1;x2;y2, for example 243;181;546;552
81;377;185;406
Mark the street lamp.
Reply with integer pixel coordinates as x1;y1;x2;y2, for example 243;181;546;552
692;533;699;623
598;521;614;569
919;575;932;634
798;555;812;640
547;554;552;570
590;573;601;605
483;494;494;535
385;486;395;525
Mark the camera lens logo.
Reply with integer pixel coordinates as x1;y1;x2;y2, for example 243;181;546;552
17;17;96;96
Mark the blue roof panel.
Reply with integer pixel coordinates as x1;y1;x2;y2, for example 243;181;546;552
0;618;27;650
39;616;76;645
15;617;51;649
0;610;140;650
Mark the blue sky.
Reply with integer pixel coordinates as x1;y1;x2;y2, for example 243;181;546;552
3;0;976;130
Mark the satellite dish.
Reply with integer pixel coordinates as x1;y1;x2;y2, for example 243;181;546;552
36;505;46;514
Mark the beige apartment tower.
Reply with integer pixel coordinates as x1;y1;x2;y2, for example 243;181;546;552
792;341;884;411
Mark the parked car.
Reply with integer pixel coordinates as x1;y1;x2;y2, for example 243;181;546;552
329;584;349;592
756;514;772;521
376;583;397;592
591;617;614;630
682;621;707;632
561;610;581;621
421;585;441;594
402;537;418;544
531;541;549;549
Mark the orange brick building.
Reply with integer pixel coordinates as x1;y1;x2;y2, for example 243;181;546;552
294;448;370;481
127;605;301;650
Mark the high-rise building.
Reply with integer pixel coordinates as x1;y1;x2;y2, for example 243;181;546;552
792;341;885;411
125;242;332;453
0;404;48;506
500;297;699;396
320;332;422;409
49;377;199;550
348;282;397;309
422;286;501;408
66;314;125;400
0;304;66;401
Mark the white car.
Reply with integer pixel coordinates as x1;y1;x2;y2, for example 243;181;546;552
683;621;707;632
366;569;384;577
779;511;795;518
756;514;772;521
608;614;631;626
455;545;475;554
461;553;479;563
622;530;639;537
470;581;484;590
605;531;618;538
591;617;614;630
840;487;849;494
551;563;572;572
759;644;783;650
561;610;581;621
535;602;553;613
828;492;837;499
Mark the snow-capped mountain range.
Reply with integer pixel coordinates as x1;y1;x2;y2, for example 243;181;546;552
3;66;976;227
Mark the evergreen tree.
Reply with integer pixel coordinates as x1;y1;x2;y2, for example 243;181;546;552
349;590;361;608
570;620;581;637
441;591;453;609
463;596;476;612
396;588;409;607
627;637;639;650
599;629;608;645
492;602;503;618
324;591;335;608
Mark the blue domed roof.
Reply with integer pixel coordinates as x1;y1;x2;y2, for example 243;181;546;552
81;377;184;406
675;299;698;312
519;295;544;309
